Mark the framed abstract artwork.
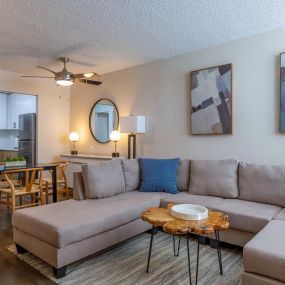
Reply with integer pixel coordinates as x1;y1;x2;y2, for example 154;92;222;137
280;53;285;132
190;63;232;135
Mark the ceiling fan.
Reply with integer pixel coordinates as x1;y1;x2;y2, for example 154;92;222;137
21;57;102;86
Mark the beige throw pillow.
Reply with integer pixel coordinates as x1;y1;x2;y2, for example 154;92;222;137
239;162;285;207
189;159;239;198
121;159;140;191
177;159;191;191
82;160;125;199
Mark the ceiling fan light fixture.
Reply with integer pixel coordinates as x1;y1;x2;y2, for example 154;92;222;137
83;72;95;78
56;79;74;86
22;57;101;86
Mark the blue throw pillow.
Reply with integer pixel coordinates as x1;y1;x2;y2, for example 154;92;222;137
140;158;180;194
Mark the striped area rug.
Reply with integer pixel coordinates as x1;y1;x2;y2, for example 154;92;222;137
7;232;243;285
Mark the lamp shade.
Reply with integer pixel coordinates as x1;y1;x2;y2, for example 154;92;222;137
56;79;74;86
110;130;121;142
69;132;80;142
120;115;145;134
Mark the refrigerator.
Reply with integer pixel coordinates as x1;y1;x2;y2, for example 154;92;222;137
18;113;37;165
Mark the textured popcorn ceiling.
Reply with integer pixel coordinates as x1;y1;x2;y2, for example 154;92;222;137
0;0;285;75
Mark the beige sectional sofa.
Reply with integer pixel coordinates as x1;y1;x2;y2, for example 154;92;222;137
12;159;285;284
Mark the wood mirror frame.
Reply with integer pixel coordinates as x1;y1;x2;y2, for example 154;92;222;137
89;98;119;144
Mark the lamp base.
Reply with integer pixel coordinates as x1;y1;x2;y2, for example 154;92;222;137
71;150;78;155
128;134;136;159
112;152;120;158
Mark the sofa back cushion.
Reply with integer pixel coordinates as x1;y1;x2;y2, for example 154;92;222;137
121;159;140;191
239;162;285;207
189;159;239;198
140;158;180;194
73;172;85;200
177;159;191;191
82;160;125;199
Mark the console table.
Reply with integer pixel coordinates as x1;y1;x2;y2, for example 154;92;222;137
60;154;114;188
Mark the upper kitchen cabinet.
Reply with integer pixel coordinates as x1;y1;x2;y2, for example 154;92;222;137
6;94;37;129
0;93;7;129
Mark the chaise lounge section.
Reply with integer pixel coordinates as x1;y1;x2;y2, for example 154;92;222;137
13;191;159;278
243;220;285;285
12;158;285;283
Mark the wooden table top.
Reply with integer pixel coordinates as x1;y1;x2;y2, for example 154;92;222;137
0;163;59;173
141;205;229;236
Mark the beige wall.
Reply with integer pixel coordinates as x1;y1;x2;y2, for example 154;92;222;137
70;29;285;164
0;69;70;162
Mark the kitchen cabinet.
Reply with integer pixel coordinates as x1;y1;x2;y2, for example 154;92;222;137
6;94;37;129
0;94;7;129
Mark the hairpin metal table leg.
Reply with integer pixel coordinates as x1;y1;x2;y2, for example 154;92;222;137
173;235;181;256
215;230;223;276
186;233;193;285
195;236;200;285
146;226;157;273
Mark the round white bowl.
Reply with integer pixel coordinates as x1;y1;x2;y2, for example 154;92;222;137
171;204;208;221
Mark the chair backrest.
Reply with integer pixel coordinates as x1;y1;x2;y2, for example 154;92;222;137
58;161;69;181
47;161;69;180
3;167;44;193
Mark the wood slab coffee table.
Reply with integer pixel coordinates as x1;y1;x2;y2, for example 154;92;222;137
141;205;229;285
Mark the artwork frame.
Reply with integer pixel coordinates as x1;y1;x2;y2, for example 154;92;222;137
280;52;285;133
190;63;233;135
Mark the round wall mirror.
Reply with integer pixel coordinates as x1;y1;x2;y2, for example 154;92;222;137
89;99;119;143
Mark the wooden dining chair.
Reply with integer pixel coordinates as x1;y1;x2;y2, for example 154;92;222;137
43;161;69;204
0;167;44;212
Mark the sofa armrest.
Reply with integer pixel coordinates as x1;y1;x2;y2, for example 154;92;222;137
73;172;85;200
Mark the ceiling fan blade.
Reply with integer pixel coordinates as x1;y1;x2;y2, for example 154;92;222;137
78;79;102;85
37;66;58;75
21;75;54;78
70;59;97;67
74;72;99;79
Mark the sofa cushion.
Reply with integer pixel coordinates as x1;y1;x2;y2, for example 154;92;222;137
160;192;225;209
82;160;125;199
189;159;239;198
211;199;281;233
242;272;285;285
73;172;85;200
140;158;180;194
239;163;285;208
244;220;285;283
12;191;161;248
177;159;190;191
241;272;284;285
121;159;140;191
274;209;285;221
160;193;281;233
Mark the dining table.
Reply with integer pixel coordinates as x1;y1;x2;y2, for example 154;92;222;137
0;162;60;203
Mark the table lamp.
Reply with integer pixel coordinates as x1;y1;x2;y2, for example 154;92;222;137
120;115;145;159
110;130;121;157
69;132;79;155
